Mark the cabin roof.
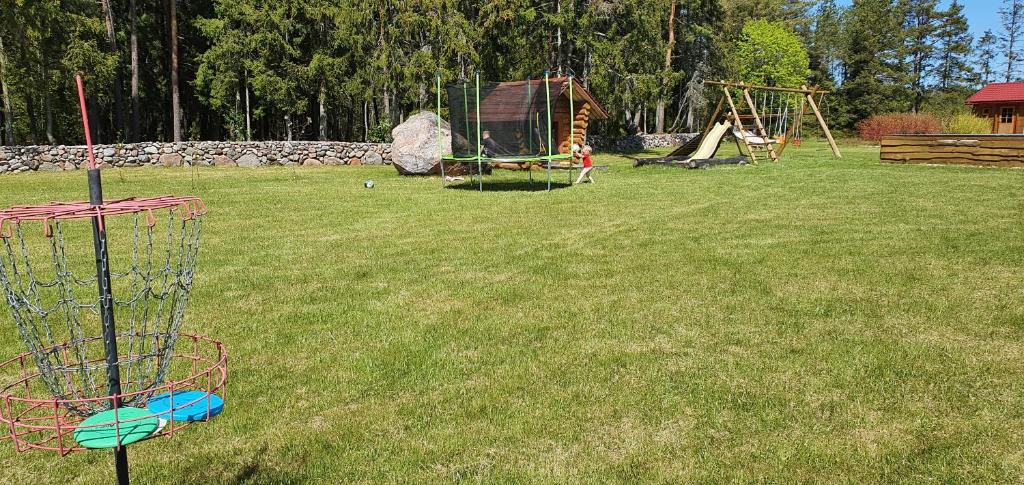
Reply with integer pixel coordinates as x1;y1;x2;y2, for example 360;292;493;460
550;77;610;119
967;82;1024;104
469;77;610;120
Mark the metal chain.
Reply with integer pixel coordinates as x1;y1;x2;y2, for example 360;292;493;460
0;205;203;416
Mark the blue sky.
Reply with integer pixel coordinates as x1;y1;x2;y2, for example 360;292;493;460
836;0;1002;37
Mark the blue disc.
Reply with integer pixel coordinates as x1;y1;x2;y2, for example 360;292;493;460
147;391;224;422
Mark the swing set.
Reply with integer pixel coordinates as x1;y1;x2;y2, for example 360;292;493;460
639;80;841;168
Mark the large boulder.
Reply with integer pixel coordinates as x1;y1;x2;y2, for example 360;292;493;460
390;111;451;175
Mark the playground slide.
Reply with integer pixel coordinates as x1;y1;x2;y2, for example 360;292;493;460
686;120;732;161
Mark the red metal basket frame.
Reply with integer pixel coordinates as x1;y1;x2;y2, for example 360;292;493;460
0;334;227;455
0;196;207;238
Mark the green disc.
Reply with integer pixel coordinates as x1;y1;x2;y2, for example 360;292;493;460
73;407;160;449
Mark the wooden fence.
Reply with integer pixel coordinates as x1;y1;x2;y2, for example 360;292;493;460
881;134;1024;168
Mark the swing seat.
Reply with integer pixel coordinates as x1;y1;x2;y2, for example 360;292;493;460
733;126;776;147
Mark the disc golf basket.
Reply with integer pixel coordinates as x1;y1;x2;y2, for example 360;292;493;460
0;76;227;484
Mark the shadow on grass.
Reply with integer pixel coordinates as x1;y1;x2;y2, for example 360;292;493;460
444;180;573;192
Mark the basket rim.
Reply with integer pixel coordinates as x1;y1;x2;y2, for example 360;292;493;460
0;195;206;238
0;333;227;455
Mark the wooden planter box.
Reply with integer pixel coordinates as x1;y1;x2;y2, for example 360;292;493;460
880;134;1024;167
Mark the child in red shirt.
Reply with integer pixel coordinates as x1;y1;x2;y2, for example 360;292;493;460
574;145;595;184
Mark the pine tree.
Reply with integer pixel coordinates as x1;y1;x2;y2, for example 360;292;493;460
840;0;909;124
901;0;940;112
976;30;999;85
807;0;844;87
1000;0;1024;82
932;0;974;89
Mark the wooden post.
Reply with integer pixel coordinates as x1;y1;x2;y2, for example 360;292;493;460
805;85;841;158
722;85;756;164
741;86;779;163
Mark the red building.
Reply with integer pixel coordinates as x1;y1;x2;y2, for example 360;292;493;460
967;82;1024;134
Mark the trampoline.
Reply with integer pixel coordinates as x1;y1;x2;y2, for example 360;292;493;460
436;72;580;191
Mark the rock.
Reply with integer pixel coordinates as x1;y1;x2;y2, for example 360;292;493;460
159;153;183;167
390;111;451;175
102;147;116;157
236;153;261;167
363;151;383;165
38;162;60;172
302;158;323;166
144;146;159;154
324;156;343;166
213;155;236;167
349;158;362;166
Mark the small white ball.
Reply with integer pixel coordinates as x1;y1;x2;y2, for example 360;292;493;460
364;180;374;189
571;144;581;153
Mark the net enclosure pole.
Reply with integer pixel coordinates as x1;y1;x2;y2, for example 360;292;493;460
77;74;130;485
545;71;553;191
527;77;533;184
475;70;482;191
436;73;445;186
462;81;470;187
568;74;575;185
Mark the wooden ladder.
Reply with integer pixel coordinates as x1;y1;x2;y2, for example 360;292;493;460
722;85;778;164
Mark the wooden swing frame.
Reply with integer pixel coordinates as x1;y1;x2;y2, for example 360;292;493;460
702;81;842;163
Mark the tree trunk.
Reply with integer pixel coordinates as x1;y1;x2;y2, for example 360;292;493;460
656;0;677;134
583;49;592;89
44;65;55;144
88;97;103;143
0;34;15;144
556;0;563;76
26;94;37;145
319;81;328;141
130;0;141;141
668;89;686;133
169;0;182;141
244;69;252;141
100;0;126;140
285;113;293;141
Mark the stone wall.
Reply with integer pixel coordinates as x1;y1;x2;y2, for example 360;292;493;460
589;133;697;152
0;141;391;174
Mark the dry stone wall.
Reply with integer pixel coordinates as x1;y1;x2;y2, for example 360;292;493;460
0;141;391;174
589;133;697;152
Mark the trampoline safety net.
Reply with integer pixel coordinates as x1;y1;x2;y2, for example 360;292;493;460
446;79;561;159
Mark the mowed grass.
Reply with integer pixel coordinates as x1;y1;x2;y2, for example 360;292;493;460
0;140;1022;483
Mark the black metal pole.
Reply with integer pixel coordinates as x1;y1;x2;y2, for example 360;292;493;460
88;169;129;485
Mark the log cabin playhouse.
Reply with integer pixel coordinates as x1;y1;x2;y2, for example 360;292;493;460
967;82;1024;134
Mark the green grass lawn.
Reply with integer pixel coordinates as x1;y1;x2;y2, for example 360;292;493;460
0;140;1022;482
